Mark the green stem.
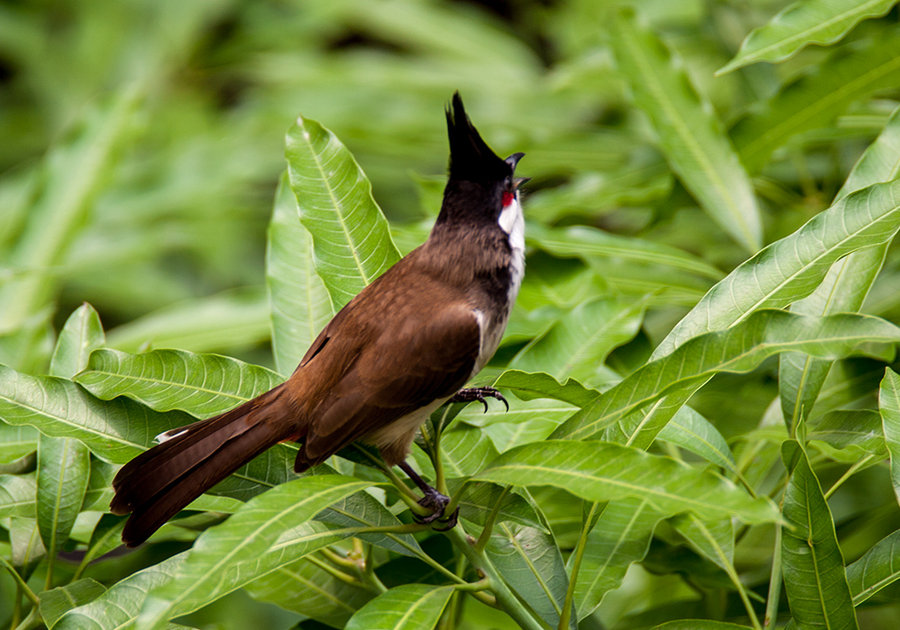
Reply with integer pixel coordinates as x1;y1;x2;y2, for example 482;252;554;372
0;558;39;607
307;553;366;589
12;608;41;630
824;455;874;499
474;485;510;552
558;501;601;630
763;523;783;629
446;526;546;630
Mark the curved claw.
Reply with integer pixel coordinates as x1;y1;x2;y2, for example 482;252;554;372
413;487;451;524
432;507;459;531
450;387;509;413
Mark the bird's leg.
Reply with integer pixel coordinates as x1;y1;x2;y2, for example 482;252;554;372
398;461;458;528
449;387;509;413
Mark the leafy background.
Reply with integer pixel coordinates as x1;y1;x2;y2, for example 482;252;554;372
3;0;900;628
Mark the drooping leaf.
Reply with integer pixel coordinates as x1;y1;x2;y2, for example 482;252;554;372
878;368;900;505
50;303;105;378
246;557;372;628
657;178;900;358
36;435;90;561
315;489;424;557
846;528;900;604
137;475;370;627
40;578;106;629
781;440;858;629
658;406;738;474
553;310;900;442
474;441;779;524
571;498;662;620
0;423;38;465
493;370;598;407
808;409;886;462
670;513;734;574
0;473;37;519
718;0;898;73
266;172;334;376
510;297;645;386
285;115;401;309
733;24;900;172
608;8;761;251
344;584;454;630
486;523;573;629
838;105;900;199
75;348;283;417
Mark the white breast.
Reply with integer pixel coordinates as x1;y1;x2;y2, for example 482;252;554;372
473;192;525;374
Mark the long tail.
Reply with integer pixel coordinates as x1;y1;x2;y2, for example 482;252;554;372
111;384;296;546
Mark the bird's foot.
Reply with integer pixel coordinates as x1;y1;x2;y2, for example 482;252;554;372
412;487;458;529
450;387;509;413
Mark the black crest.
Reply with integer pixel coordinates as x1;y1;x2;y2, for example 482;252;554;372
446;92;511;185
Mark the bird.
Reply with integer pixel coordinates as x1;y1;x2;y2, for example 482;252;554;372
110;92;528;547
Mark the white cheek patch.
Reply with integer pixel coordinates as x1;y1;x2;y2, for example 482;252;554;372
498;195;525;251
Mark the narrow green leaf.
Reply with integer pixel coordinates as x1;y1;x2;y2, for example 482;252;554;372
451;481;547;533
554;310;900;442
671;513;734;573
846;529;900;604
0;423;37;465
105;287;271;354
50;303;105;378
779;108;900;429
656;178;900;358
878;368;900;505
138;475;370;627
439;424;500;478
609;8;761;251
285;115;400;309
733;25;900;172
474;441;779;524
75;348;283;417
39;578;106;628
37;435;90;560
0;473;37;519
659;407;737;474
511;297;645;386
486;523;573;629
652;622;753;630
493;370;598;407
266;172;334;376
571;498;661;620
718;0;897;73
316;489;424;557
781;440;858;629
344;584;454;630
246;558;372;627
808;409;886;462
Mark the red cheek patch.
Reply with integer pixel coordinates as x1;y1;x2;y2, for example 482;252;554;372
502;192;514;207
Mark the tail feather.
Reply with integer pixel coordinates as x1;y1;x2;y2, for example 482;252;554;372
112;385;297;546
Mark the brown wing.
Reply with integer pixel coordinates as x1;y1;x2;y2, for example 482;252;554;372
289;258;481;469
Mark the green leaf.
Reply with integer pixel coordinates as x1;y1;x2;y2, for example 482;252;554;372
474;441;779;524
0;365;190;463
808;409;886;462
608;8;761;251
0;473;37;519
137;475;370;626
781;440;858;629
316;489;424;557
439;424;500;478
36;435;90;560
245;557;372;627
0;423;37;465
571;498;662;620
733;24;900;172
779;108;900;429
510;297;645;386
878;368;900;505
718;0;897;74
285;115;401;309
652;622;753;630
105;287;271;354
344;584;454;630
75;348;283;417
39;578;106;629
452;481;547;533
56;552;188;629
493;370;598;407
671;513;734;573
266;172;334;376
486;523;573;629
846;528;900;604
657;178;900;358
554;310;900;442
50;303;105;378
658;407;737;474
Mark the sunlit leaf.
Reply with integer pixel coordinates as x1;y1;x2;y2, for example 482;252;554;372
474;441;779;524
846;528;900;604
285;115;400;309
40;578;106;629
344;584;454;630
718;0;897;73
75;348;282;417
266;172;334;376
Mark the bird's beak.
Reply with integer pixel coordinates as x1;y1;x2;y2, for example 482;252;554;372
513;177;531;190
505;152;525;170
